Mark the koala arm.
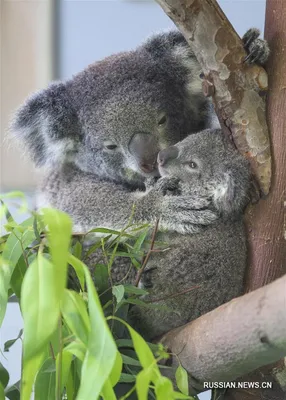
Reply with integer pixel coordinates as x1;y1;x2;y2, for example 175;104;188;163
40;166;218;234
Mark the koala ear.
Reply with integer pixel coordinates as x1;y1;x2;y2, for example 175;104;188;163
213;160;251;217
10;82;81;167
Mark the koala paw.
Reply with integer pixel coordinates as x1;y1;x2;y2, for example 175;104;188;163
154;177;180;196
242;28;270;65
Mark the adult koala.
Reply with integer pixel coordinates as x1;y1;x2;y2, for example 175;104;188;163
11;29;268;235
128;128;251;341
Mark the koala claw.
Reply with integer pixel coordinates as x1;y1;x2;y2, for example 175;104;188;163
242;28;270;65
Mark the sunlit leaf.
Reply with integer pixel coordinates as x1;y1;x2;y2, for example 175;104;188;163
76;261;117;399
100;379;117;400
64;341;86;363
155;376;173;400
56;350;73;396
0;259;11;327
21;350;45;400
68;254;85;292
34;358;56;400
21;255;60;360
41;208;72;297
61;289;90;346
175;364;189;395
136;365;154;400
109;351;122;387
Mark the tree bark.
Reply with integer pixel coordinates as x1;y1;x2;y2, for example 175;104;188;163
159;275;286;396
224;1;286;399
155;0;286;398
155;0;271;196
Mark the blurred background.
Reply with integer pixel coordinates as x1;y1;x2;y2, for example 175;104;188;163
0;0;267;398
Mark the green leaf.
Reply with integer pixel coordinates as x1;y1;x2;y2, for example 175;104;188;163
21;255;60;360
119;373;136;383
155;376;173;400
175;364;189;395
93;263;109;292
76;261;117;399
72;241;82;260
136;366;154;400
109;351;122;387
88;228;132;238
0;382;5;400
34;358;56;400
0;218;35;327
67;254;86;293
64;341;86;362
41;208;72;297
100;379;117;400
133;229;149;253
4;329;23;352
112;285;125;304
5;381;20;400
111;318;160;385
10;255;27;299
0;362;9;389
124;285;149;296
0;259;11;328
122;354;142;367
56;350;73;395
21;350;45;400
61;289;90;346
84;235;112;258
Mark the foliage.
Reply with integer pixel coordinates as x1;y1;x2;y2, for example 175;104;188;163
0;192;199;400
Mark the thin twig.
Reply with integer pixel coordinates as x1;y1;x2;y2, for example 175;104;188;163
134;219;160;287
146;285;200;303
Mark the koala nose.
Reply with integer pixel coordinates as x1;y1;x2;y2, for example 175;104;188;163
140;162;156;173
157;146;179;166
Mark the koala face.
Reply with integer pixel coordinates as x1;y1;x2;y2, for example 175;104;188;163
157;129;251;216
11;31;209;186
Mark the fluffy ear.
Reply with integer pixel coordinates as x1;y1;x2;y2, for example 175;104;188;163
213;159;251;218
10;82;81;167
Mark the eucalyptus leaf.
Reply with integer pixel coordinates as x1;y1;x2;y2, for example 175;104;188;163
0;362;9;388
4;329;23;352
175;364;189;396
34;358;56;400
112;285;125;304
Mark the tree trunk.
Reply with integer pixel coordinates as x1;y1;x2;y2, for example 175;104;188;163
224;0;286;399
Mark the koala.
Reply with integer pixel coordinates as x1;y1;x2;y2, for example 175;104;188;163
127;128;251;341
11;29;268;237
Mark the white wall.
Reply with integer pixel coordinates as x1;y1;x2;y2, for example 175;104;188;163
58;0;266;79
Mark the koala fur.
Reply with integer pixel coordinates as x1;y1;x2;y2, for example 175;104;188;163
127;129;251;341
11;29;268;236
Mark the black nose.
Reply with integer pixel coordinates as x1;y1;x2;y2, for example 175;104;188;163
140;162;156;173
157;146;179;166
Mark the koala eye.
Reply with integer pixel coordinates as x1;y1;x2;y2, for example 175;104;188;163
104;141;118;151
188;161;198;169
158;114;167;126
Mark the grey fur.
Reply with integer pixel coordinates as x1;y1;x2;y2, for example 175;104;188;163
127;129;251;340
10;29;267;236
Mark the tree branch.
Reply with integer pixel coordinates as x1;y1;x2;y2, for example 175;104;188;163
155;0;271;196
159;274;286;394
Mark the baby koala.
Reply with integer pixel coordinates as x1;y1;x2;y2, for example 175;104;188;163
129;128;251;340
